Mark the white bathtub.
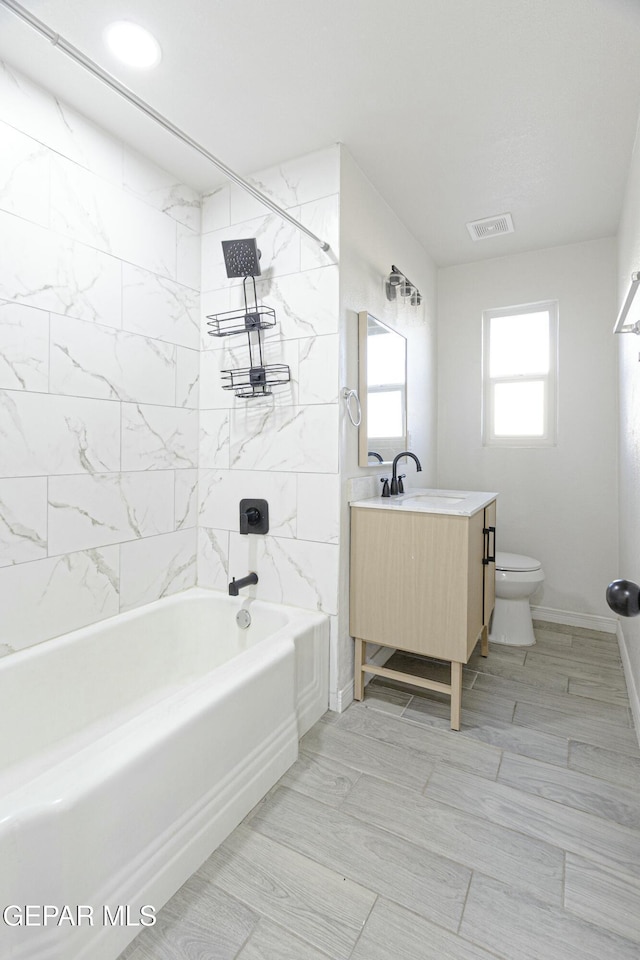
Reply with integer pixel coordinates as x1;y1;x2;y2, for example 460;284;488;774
0;587;329;960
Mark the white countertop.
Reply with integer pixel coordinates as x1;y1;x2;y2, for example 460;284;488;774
349;488;498;517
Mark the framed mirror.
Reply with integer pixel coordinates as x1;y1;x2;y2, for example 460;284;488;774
358;311;407;466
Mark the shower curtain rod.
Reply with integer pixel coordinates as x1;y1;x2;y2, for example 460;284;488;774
0;0;331;252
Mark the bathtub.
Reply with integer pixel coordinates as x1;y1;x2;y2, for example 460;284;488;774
0;587;329;960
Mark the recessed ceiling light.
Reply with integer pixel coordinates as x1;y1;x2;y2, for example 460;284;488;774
103;21;161;69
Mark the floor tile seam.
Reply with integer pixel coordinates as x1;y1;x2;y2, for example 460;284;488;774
425;768;640;868
313;713;457;770
492;779;640;832
430;787;640;881
560;903;640;948
516;695;634;725
511;698;636;732
400;700;518;731
496;746;640;804
564;848;640;889
336;777;566;903
337;710;504;771
389;678;518;717
371;891;493;950
343;893;379;959
565;688;632;711
528;659;630;684
452;756;640;841
229;921;261;960
404;704;572;758
250;785;478;893
468;661;572;693
455;867;474;936
509;710;640;758
421;777;575;867
296;747;432;797
566;753;640;790
206;869;377;958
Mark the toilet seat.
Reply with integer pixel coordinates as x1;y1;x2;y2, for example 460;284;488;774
495;551;541;573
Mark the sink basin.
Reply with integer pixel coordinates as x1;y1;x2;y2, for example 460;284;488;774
402;495;466;506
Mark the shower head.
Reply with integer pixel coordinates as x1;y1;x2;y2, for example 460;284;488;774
221;238;262;278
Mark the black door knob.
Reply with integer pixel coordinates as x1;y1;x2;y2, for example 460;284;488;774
606;579;640;617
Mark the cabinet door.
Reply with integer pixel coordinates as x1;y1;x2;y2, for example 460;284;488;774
483;500;497;626
350;507;471;662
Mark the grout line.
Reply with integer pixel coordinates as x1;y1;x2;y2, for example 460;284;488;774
456;869;474;935
345;894;379;959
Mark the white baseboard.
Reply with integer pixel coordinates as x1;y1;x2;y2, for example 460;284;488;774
617;623;640;749
531;605;617;634
329;644;395;713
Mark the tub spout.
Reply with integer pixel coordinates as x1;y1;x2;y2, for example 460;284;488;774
228;572;258;596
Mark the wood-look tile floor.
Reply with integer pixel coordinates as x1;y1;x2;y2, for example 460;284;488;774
119;621;640;960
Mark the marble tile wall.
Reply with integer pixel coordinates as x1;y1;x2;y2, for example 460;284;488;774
0;62;200;654
198;147;341;664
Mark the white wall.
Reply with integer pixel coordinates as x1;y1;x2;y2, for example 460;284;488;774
0;61;201;655
438;238;618;621
338;146;438;707
616;113;640;735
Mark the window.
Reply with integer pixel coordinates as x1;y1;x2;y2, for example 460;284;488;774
482;301;558;446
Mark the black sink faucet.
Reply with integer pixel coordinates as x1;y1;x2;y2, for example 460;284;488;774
228;572;258;596
390;451;422;495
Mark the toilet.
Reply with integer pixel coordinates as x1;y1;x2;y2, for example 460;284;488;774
489;551;545;647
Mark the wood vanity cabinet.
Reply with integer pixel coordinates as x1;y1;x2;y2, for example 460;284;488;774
350;499;497;730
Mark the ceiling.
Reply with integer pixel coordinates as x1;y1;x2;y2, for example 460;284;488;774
1;0;640;266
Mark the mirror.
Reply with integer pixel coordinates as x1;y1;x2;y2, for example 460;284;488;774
358;311;407;466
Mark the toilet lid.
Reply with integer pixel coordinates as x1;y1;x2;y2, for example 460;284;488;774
495;551;541;572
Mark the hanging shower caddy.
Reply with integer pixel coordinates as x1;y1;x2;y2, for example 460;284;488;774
206;239;291;399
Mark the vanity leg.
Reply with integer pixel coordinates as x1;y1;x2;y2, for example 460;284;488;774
354;638;365;701
481;624;489;658
450;661;462;731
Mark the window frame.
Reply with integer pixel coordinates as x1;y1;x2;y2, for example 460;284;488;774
482;300;558;448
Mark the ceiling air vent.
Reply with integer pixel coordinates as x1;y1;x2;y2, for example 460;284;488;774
467;213;514;241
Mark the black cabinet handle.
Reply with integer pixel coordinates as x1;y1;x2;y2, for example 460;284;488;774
482;526;496;564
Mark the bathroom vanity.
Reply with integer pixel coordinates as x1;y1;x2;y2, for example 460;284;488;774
349;489;497;730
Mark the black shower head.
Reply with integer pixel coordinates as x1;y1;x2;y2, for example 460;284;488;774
221;238;262;277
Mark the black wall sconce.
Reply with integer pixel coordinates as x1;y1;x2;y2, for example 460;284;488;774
606;579;640;617
385;264;422;306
